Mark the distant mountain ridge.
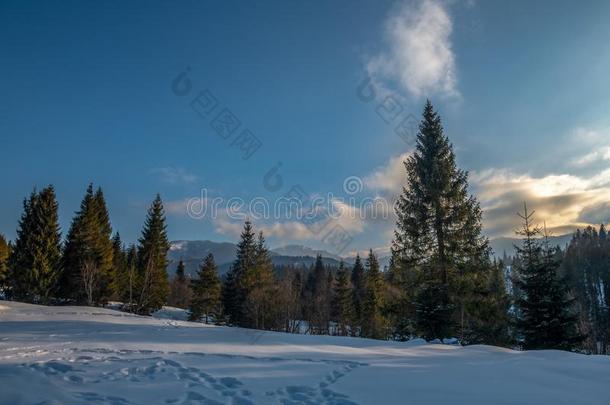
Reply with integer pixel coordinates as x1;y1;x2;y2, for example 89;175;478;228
489;233;573;258
168;240;353;276
271;245;343;261
168;234;575;277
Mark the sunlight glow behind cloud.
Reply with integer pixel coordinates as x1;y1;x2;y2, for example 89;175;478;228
471;168;610;237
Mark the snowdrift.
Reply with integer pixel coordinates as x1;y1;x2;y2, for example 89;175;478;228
1;301;609;404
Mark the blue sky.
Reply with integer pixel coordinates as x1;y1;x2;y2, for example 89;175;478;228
2;0;610;256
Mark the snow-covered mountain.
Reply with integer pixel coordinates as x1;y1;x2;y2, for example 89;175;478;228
168;241;349;276
1;301;608;404
271;244;343;261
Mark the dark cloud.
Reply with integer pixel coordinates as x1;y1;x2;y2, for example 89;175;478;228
578;202;610;225
480;186;590;237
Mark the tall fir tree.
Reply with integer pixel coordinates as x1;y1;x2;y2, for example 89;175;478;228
361;250;386;339
350;254;366;335
221;220;278;328
60;185;93;301
122;244;138;310
224;220;257;326
9;186;62;303
392;100;490;341
514;204;582;350
254;231;274;289
60;184;114;304
136;194;170;314
189;253;221;323
305;254;331;334
92;187;114;302
247;231;275;329
9;191;36;300
332;261;352;336
109;232;127;301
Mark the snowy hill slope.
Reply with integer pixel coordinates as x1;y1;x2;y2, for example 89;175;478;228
1;301;609;404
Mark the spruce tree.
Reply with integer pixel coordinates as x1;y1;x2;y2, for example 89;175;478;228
110;232;127;301
350;254;366;335
385;252;399;285
361;250;386;339
60;184;114;304
514;204;582;350
332;261;352;336
9;186;62;303
169;260;191;308
176;260;186;281
462;259;511;345
224;220;257;326
123;244;138;311
247;231;275;329
488;260;511;344
9;191;36;300
306;255;327;296
0;234;9;289
92;187;114;302
385;249;415;341
305;254;331;334
393;100;490;341
60;185;93;302
254;231;274;288
221;220;276;328
221;268;239;325
189;253;221;323
561;225;610;353
136;194;170;314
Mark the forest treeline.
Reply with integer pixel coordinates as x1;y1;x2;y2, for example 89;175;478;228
0;102;607;354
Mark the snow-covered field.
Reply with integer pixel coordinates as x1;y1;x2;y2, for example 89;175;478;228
1;301;609;404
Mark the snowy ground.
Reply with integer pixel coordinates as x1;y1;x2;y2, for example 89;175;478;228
1;301;609;404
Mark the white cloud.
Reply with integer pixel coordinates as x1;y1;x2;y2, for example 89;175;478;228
363;152;410;194
150;167;198;185
213;216;244;239
260;221;313;240
367;0;459;99
563;127;610;167
571;146;610;167
211;200;367;242
329;199;366;233
164;199;189;215
571;127;608;145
